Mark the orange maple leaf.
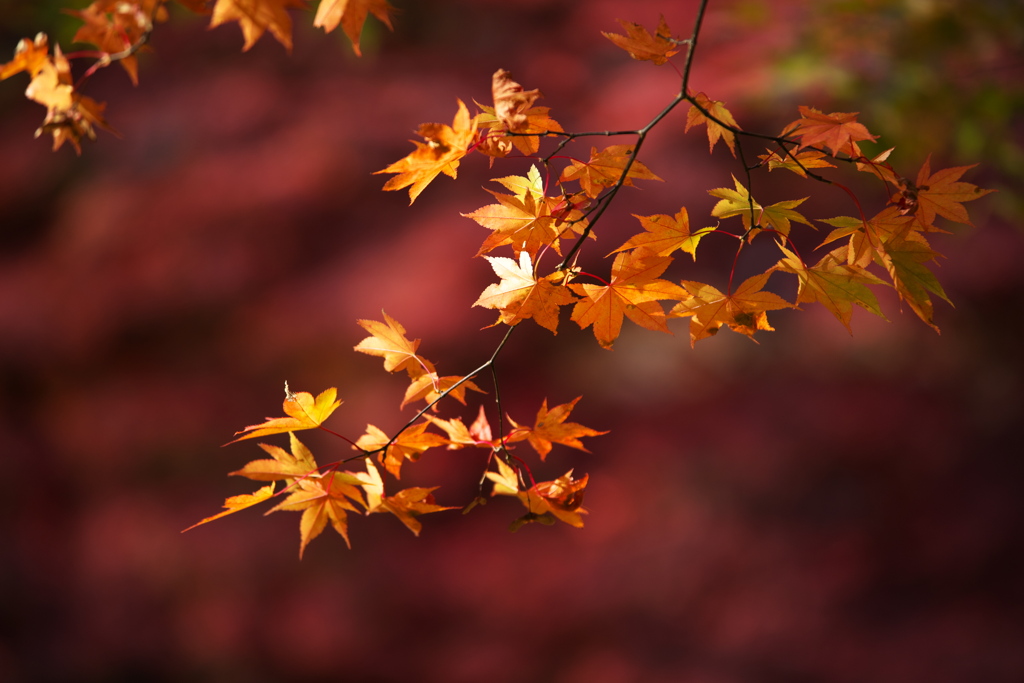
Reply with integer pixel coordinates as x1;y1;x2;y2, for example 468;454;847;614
1;35;54;81
898;155;995;227
818;207;916;269
760;149;836;178
354;313;483;409
785;106;878;157
569;249;687;349
354;458;454;535
602;15;680;65
610;208;713;259
67;0;164;84
228;385;342;444
354;422;448;479
669;272;792;345
486;458;589;529
376;486;454;535
376;99;479;203
476;69;563;157
560;144;662;199
401;373;484;410
506;396;607;460
474;251;578;333
463;166;564;257
210;0;306;52
686;92;740;157
313;0;395;56
426;406;499;450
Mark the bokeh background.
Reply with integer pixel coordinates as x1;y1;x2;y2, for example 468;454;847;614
1;1;1022;681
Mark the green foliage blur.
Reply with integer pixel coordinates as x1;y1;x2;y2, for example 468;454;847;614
746;0;1023;216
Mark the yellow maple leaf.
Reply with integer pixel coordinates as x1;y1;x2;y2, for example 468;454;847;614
266;471;364;556
182;483;276;532
228;385;342;444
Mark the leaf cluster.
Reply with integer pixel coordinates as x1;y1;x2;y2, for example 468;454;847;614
5;3;991;553
0;0;395;152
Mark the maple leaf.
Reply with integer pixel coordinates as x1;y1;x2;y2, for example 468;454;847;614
422;406;498;453
474;251;578;333
602;15;680;65
855;147;898;185
776;245;887;331
67;0;161;85
560;144;662;199
376;99;479;203
686;92;740;157
183;482;276;532
570;249;688;349
354;313;483;409
376;486;454;535
230;432;321;481
486;458;589;529
1;35;53;81
669;272;792;345
354;312;431;375
2;38;115;154
784;106;878;157
228;385;341;444
877;232;950;332
819;207;916;269
210;0;305;52
506;396;607;460
898;155;994;227
25;52;73;114
610;208;713;259
28;47;115;154
475;70;564;157
401;373;484;410
491;67;540;131
266;469;365;556
760;148;836;178
354;458;454;535
709;176;812;238
425;413;492;450
463;166;566;257
313;0;395;56
354;422;447;479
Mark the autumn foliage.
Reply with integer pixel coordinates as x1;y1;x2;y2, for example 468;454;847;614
3;0;992;556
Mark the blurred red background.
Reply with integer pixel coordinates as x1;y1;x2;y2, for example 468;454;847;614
1;1;1022;681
